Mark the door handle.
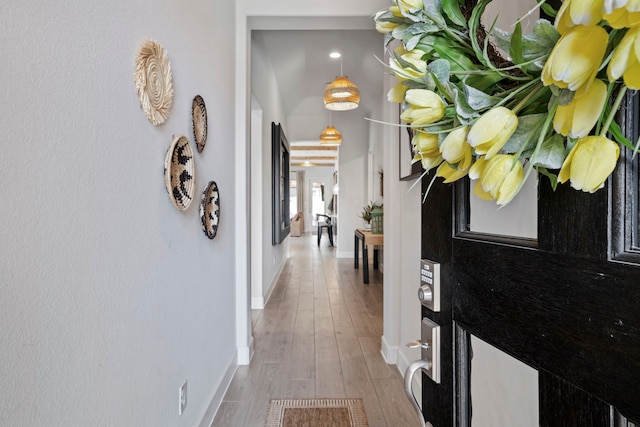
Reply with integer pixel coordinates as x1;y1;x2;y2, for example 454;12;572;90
404;359;433;427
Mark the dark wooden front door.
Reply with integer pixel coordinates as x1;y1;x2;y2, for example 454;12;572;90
420;99;640;426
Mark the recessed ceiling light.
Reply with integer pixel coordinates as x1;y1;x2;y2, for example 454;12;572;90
329;52;341;59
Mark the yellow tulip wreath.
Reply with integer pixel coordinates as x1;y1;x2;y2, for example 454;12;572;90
375;0;640;205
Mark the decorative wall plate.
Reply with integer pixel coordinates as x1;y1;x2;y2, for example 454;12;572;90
192;95;208;153
200;181;220;239
164;136;195;210
135;39;174;126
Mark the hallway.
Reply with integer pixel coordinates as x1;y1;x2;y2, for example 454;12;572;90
212;233;417;426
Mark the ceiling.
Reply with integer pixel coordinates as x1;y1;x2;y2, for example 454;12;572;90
253;29;385;168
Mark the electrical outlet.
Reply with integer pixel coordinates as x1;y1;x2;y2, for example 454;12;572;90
179;380;187;415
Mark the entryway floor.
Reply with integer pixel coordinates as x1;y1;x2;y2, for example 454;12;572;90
211;233;417;426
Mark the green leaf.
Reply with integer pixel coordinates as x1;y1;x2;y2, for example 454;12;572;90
537;167;559;190
404;34;423;51
464;72;505;92
442;0;466;28
453;88;479;122
502;113;547;153
427;59;451;84
434;44;477;74
510;22;525;67
463;83;501;111
423;0;446;26
520;19;560;71
531;134;566;169
490;27;512;53
391;24;410;41
541;3;558;18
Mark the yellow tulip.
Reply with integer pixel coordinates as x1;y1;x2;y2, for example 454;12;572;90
604;1;640;28
387;83;408;103
558;136;620;192
398;0;423;13
375;20;399;34
439;126;469;163
412;131;443;171
542;25;608;92
555;0;604;34
473;155;525;205
553;79;607;138
400;89;446;126
390;48;427;80
467;107;518;159
437;129;473;183
389;6;403;17
608;26;640;89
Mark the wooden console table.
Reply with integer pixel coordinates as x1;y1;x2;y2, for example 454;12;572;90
354;229;384;284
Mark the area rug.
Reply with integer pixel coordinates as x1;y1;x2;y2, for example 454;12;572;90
264;398;368;427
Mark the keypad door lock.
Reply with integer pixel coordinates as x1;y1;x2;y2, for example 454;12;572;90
420;259;440;312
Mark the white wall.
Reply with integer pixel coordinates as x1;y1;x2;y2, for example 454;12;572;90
250;32;290;308
0;0;237;426
380;69;422;374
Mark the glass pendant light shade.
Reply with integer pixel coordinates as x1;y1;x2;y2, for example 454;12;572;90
324;76;360;111
319;126;342;145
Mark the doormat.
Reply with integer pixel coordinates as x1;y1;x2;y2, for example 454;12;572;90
264;398;368;427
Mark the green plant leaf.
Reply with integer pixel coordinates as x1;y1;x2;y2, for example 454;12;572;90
434;44;477;74
463;83;501;111
510;22;525;67
537;167;559;190
464;72;505;92
404;34;423;51
442;0;466;28
427;59;451;84
453;88;479;122
531;134;565;169
502;113;547;153
520;19;560;71
491;27;512;53
541;3;558;18
423;0;446;26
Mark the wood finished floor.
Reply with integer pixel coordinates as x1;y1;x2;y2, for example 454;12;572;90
212;233;418;426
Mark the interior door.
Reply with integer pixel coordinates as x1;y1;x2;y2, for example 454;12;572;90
419;94;640;426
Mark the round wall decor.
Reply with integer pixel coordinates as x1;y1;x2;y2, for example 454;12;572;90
192;95;208;153
134;39;174;126
200;181;220;239
164;135;195;210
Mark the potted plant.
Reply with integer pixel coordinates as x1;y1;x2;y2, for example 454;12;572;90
360;201;383;228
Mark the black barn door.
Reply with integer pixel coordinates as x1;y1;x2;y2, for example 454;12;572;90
420;95;640;426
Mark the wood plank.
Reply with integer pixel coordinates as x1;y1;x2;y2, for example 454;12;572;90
216;233;417;426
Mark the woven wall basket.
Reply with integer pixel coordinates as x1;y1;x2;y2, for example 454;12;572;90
135;39;174;126
164;135;195;211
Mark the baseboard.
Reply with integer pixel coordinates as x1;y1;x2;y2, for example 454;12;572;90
380;335;398;364
197;354;238;427
251;297;264;310
237;335;254;365
251;258;286;310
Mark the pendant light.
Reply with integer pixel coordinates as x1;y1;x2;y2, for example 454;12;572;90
324;52;360;111
320;111;342;145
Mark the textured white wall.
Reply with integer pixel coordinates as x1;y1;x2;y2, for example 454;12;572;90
0;0;237;425
250;31;291;304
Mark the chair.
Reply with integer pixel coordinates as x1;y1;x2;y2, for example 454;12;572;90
290;212;303;237
316;214;334;247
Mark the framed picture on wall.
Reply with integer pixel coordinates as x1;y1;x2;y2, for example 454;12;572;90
399;106;422;181
272;122;290;245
